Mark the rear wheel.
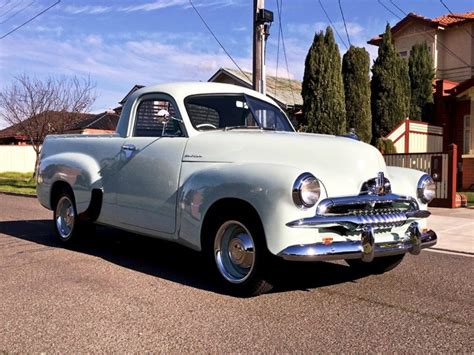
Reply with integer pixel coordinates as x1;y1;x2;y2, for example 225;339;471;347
53;191;83;244
205;212;273;296
346;254;405;274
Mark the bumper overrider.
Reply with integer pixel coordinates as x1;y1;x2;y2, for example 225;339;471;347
279;193;437;262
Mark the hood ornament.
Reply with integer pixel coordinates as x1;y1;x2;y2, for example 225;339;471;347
360;172;391;196
376;172;386;195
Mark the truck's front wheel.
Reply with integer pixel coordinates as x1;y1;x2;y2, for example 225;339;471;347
53;192;82;244
206;212;273;297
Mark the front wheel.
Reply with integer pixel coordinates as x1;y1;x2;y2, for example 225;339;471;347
205;213;273;296
346;254;405;274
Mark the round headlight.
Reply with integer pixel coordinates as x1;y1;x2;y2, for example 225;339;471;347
293;173;321;208
417;174;436;204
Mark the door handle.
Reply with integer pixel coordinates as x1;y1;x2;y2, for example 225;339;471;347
121;144;136;151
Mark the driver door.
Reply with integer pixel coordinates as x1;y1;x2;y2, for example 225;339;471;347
114;94;187;237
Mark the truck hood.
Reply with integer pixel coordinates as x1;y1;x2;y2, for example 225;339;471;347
183;130;388;197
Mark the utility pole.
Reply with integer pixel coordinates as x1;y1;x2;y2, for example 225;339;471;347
252;0;273;94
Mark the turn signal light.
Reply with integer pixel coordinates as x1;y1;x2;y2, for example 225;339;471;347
322;237;333;245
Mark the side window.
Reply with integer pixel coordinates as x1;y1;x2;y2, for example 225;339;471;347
134;99;183;137
186;103;220;129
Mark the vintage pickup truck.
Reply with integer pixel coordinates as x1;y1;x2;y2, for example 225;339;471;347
37;82;437;296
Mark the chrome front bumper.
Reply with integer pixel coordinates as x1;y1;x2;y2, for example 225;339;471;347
278;222;437;262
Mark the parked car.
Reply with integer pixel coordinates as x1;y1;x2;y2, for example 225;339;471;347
36;82;437;296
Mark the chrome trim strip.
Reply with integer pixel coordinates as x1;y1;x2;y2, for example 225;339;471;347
286;209;430;231
278;228;437;262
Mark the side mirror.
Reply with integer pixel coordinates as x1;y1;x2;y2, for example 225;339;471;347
156;109;170;124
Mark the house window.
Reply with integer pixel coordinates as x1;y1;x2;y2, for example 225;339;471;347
464;115;473;154
399;50;408;57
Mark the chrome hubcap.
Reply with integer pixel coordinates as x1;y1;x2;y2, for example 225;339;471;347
55;196;74;239
214;221;255;284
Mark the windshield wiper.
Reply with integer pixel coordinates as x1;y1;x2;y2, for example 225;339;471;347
224;125;275;131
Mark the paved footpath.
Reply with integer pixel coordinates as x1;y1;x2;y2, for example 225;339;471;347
428;207;474;255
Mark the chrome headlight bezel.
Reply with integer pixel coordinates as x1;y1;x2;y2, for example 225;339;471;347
292;173;321;208
417;174;436;204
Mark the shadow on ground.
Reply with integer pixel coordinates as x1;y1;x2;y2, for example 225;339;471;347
0;219;371;296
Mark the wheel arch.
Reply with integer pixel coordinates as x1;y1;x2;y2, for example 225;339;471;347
50;181;103;222
200;197;266;251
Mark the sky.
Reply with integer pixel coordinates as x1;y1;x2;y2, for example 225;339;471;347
0;0;473;124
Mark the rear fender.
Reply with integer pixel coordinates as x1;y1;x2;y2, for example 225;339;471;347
37;152;102;213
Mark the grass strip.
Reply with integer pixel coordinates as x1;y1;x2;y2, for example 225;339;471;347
0;171;36;195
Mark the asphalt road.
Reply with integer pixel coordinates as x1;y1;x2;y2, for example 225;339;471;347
0;193;472;352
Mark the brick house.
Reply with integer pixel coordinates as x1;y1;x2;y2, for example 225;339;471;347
368;10;474;190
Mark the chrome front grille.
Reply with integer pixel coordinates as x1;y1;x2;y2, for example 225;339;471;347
286;193;430;231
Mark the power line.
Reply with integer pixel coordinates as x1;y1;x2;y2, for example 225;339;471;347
0;0;60;40
188;0;251;82
275;0;296;106
317;0;348;50
387;0;405;16
338;0;351;47
0;0;36;26
439;0;474;39
377;0;471;68
274;0;281;97
377;0;400;19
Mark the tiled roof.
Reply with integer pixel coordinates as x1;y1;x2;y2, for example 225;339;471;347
433;11;474;26
68;111;119;131
0;111;94;140
209;67;302;107
447;77;474;97
368;10;474;45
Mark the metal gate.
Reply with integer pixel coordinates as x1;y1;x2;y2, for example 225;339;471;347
384;153;448;199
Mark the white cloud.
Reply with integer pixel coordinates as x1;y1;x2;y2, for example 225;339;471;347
62;5;111;15
0;33;251;111
119;0;188;12
34;25;64;36
61;0;239;15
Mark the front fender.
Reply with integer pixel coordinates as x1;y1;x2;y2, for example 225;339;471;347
386;166;427;207
37;152;102;213
177;162;328;254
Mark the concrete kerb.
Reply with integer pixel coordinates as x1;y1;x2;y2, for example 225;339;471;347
0;191;37;199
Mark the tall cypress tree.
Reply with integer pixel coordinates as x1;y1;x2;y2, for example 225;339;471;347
371;24;411;142
342;46;372;143
302;27;346;135
409;42;435;121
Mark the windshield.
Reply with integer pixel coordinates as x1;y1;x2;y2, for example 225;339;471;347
184;94;294;132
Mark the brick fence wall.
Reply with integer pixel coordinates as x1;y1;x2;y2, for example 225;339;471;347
462;156;474;190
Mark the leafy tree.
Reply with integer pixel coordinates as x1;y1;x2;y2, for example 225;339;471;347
376;137;397;154
409;42;435;121
371;24;410;142
302;27;346;135
342;46;371;143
